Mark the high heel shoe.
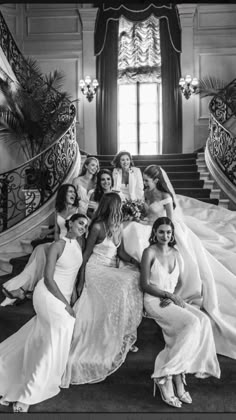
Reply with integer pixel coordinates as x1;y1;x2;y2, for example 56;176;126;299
173;373;192;404
13;402;29;412
153;377;182;408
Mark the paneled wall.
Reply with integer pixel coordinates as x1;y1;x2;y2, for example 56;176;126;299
193;3;236;150
1;3;236;155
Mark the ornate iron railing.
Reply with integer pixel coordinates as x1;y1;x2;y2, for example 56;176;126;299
0;10;79;233
207;80;236;186
0;117;77;233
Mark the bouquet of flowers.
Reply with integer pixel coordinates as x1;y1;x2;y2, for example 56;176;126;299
121;199;147;222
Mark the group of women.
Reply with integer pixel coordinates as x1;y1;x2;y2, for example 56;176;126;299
0;150;236;412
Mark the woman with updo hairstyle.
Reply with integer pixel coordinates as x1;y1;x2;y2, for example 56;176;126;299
111;150;144;201
61;192;143;387
140;216;220;409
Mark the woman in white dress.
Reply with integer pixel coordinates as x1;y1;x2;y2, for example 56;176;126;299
61;192;143;387
141;216;220;408
1;183;81;306
87;168;114;218
72;156;100;215
0;213;88;412
112;151;144;201
122;165;236;361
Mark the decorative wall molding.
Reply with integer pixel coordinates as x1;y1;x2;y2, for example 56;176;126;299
79;8;98;32
26;16;81;38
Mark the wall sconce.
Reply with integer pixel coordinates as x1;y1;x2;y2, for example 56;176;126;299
79;76;99;102
179;75;198;100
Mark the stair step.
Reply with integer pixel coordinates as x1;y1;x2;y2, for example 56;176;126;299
175;188;211;198
101;164;199;173
210;189;221;199
199;198;219;205
96;153;197;160
99;158;197;166
204;179;214;189
219;199;229;209
0;252;30;274
172;180;204;188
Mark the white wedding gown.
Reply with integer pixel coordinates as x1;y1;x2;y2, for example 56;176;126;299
1;214;72;305
0;237;82;405
122;194;236;360
144;254;220;379
61;235;143;386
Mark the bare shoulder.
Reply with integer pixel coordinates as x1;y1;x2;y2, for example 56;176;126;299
162;191;171;200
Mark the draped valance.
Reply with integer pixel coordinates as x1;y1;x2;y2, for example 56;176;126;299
94;2;181;56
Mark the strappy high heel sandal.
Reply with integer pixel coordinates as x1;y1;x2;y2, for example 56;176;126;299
173;373;192;404
2;286;28;306
153;376;182;408
13;402;29;412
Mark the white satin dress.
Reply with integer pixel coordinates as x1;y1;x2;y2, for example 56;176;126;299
122;195;236;361
0;237;82;405
61;235;143;386
1;214;72;302
144;254;220;380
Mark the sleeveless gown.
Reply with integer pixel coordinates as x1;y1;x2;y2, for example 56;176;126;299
0;237;82;405
1;214;73;301
61;235;143;386
122;196;236;361
144;255;220;379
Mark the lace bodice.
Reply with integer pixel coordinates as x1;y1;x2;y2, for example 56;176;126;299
87;236;120;268
144;256;180;303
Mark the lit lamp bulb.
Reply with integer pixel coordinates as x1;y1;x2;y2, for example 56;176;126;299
79;79;85;89
192;77;199;86
92;79;99;88
85;75;91;86
179;77;185;87
185;75;192;84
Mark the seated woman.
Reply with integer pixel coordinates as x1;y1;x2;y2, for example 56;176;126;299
72;156;100;215
87;168;114;218
112;150;144;201
0;213;88;412
141;217;220;408
61;192;143;387
122;164;236;361
1;183;81;306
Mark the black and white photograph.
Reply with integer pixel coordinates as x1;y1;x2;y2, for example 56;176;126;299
0;1;236;416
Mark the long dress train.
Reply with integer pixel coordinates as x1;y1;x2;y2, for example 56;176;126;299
61;236;143;386
0;237;82;405
122;196;236;360
144;255;220;379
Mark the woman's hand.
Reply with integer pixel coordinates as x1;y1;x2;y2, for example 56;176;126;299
160;297;172;308
65;304;76;318
170;293;185;308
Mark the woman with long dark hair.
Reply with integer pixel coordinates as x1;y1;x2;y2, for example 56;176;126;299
1;184;82;306
61;192;143;387
141;217;220;408
87;168;114;218
122;164;236;362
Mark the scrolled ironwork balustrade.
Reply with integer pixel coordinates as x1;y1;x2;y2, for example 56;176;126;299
208;84;236;187
0;117;77;233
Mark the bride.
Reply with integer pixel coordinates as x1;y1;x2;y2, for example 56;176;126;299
122;164;236;361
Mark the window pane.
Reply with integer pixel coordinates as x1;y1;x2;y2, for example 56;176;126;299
140;104;157;123
119;104;136;123
140;123;157;142
119;142;137;155
139;83;158;103
140;142;158;155
119;84;136;104
119;123;137;142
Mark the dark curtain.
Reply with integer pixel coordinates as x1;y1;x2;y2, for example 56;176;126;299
160;18;182;154
96;20;118;155
95;2;182;155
